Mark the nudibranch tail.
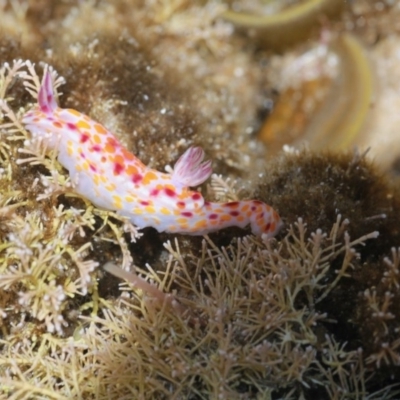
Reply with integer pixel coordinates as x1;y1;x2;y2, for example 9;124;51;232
22;68;282;239
165;199;282;238
172;146;212;187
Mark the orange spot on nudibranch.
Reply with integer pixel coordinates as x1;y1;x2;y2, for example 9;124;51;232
194;220;207;229
94;123;107;135
126;165;138;175
241;204;250;212
112;195;123;209
124;195;135;203
121;147;136;162
160;207;171;215
66;109;82;117
77;120;91;130
144;205;156;214
93;134;101;144
114;154;124;164
142;171;158;185
105;143;116;153
52;121;62;128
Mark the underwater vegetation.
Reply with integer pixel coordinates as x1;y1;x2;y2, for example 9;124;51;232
0;0;399;399
1;59;400;398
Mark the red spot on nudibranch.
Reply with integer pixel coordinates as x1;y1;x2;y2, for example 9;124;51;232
132;174;143;183
209;214;218;220
140;200;150;206
164;188;176;197
177;201;185;209
191;193;202;201
113;163;124;175
230;211;240;217
150;189;159;196
265;222;271;231
80;152;86;159
91;145;102;152
89;164;97;172
80;134;90;143
181;212;193;217
67;122;77;130
226;202;240;208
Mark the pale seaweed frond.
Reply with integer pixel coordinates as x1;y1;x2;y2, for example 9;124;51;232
207;173;242;201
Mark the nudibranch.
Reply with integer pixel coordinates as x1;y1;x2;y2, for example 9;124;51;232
22;71;282;238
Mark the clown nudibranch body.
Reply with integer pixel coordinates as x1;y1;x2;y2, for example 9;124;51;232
22;71;282;238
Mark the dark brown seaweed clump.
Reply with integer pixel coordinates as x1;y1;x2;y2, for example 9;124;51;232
258;150;400;388
258;150;400;256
